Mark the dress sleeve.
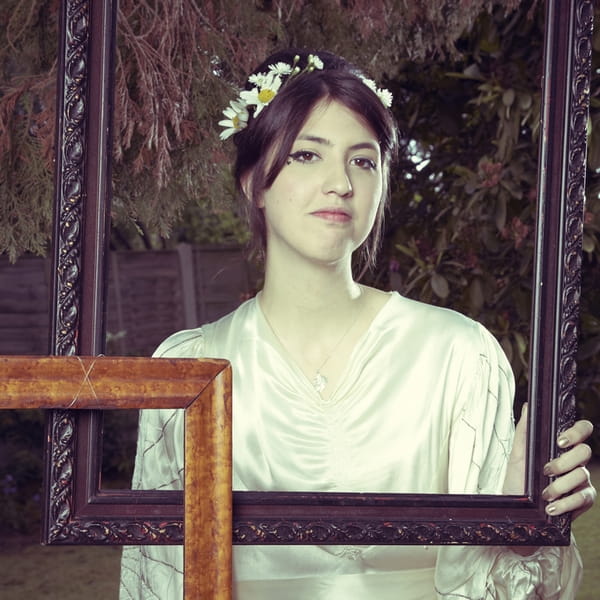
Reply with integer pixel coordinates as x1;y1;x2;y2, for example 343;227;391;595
119;328;205;600
434;323;583;599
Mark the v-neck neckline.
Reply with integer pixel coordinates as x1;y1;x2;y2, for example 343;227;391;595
254;291;396;406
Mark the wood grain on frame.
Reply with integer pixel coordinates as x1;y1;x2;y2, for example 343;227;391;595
0;355;232;600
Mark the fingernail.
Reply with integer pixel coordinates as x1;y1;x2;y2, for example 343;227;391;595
542;487;554;501
557;435;570;448
543;463;553;476
546;504;557;515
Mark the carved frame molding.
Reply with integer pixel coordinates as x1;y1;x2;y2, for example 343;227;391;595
44;0;593;547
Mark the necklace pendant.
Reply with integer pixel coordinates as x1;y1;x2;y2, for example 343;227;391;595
312;371;328;393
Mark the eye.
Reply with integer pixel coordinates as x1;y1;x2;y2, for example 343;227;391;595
288;150;320;164
351;157;377;170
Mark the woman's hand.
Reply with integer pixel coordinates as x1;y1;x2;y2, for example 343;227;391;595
504;403;596;520
543;419;596;519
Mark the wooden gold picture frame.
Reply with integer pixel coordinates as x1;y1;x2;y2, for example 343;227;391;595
1;355;232;599
42;0;593;555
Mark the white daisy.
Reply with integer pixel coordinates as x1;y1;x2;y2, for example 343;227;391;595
248;72;267;86
268;62;293;76
239;72;284;116
218;54;392;143
359;76;378;93
218;99;249;140
376;87;393;108
358;75;393;108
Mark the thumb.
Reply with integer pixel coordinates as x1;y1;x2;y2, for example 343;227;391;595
503;403;528;494
516;402;528;434
512;402;528;459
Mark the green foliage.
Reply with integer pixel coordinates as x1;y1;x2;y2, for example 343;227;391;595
376;5;545;404
100;410;139;488
576;11;600;455
0;410;44;533
376;4;600;452
0;408;143;534
1;0;532;256
0;0;57;261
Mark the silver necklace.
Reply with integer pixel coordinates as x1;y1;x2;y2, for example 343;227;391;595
260;293;363;394
310;301;361;393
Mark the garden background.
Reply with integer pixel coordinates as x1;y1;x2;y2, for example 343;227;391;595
0;0;599;597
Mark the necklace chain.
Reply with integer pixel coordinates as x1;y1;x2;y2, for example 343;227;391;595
310;307;360;393
260;292;363;395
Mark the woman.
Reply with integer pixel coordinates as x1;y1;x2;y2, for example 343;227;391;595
120;49;595;599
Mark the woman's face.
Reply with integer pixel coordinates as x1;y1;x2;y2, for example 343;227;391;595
257;99;384;268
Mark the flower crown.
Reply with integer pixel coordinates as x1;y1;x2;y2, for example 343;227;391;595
219;54;393;140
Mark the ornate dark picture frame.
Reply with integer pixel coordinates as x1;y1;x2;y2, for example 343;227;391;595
3;356;232;599
45;0;593;548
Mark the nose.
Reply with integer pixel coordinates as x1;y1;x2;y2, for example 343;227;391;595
322;162;353;198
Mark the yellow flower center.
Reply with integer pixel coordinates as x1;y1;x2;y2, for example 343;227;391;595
232;115;240;129
258;88;276;104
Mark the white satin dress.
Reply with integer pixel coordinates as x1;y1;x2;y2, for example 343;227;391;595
119;292;582;599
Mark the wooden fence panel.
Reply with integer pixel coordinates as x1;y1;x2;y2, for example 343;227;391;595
194;245;255;325
106;249;186;355
0;246;254;357
0;256;51;355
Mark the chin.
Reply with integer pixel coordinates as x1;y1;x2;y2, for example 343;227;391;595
311;248;355;267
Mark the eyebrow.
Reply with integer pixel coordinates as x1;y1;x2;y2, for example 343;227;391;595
296;134;379;153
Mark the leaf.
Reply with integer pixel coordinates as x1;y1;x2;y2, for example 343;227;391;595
499;178;523;200
582;233;596;253
518;93;532;110
502;88;516;107
435;228;448;253
495;195;507;231
394;242;416;258
463;63;484;80
430;272;449;299
514;331;528;356
587;114;600;171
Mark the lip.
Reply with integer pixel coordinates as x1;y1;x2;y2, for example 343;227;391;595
310;208;352;223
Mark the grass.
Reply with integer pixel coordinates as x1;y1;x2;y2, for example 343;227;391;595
1;463;598;599
0;536;121;599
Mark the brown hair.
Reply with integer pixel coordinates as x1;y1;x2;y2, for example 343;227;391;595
233;49;398;271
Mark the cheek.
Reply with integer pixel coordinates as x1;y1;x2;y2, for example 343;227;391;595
365;188;383;220
265;180;298;209
363;205;380;235
369;181;384;218
358;197;383;240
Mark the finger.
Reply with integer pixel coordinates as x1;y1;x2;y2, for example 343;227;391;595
557;419;594;449
542;465;591;502
546;483;597;518
509;403;528;462
543;443;592;477
572;485;597;520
